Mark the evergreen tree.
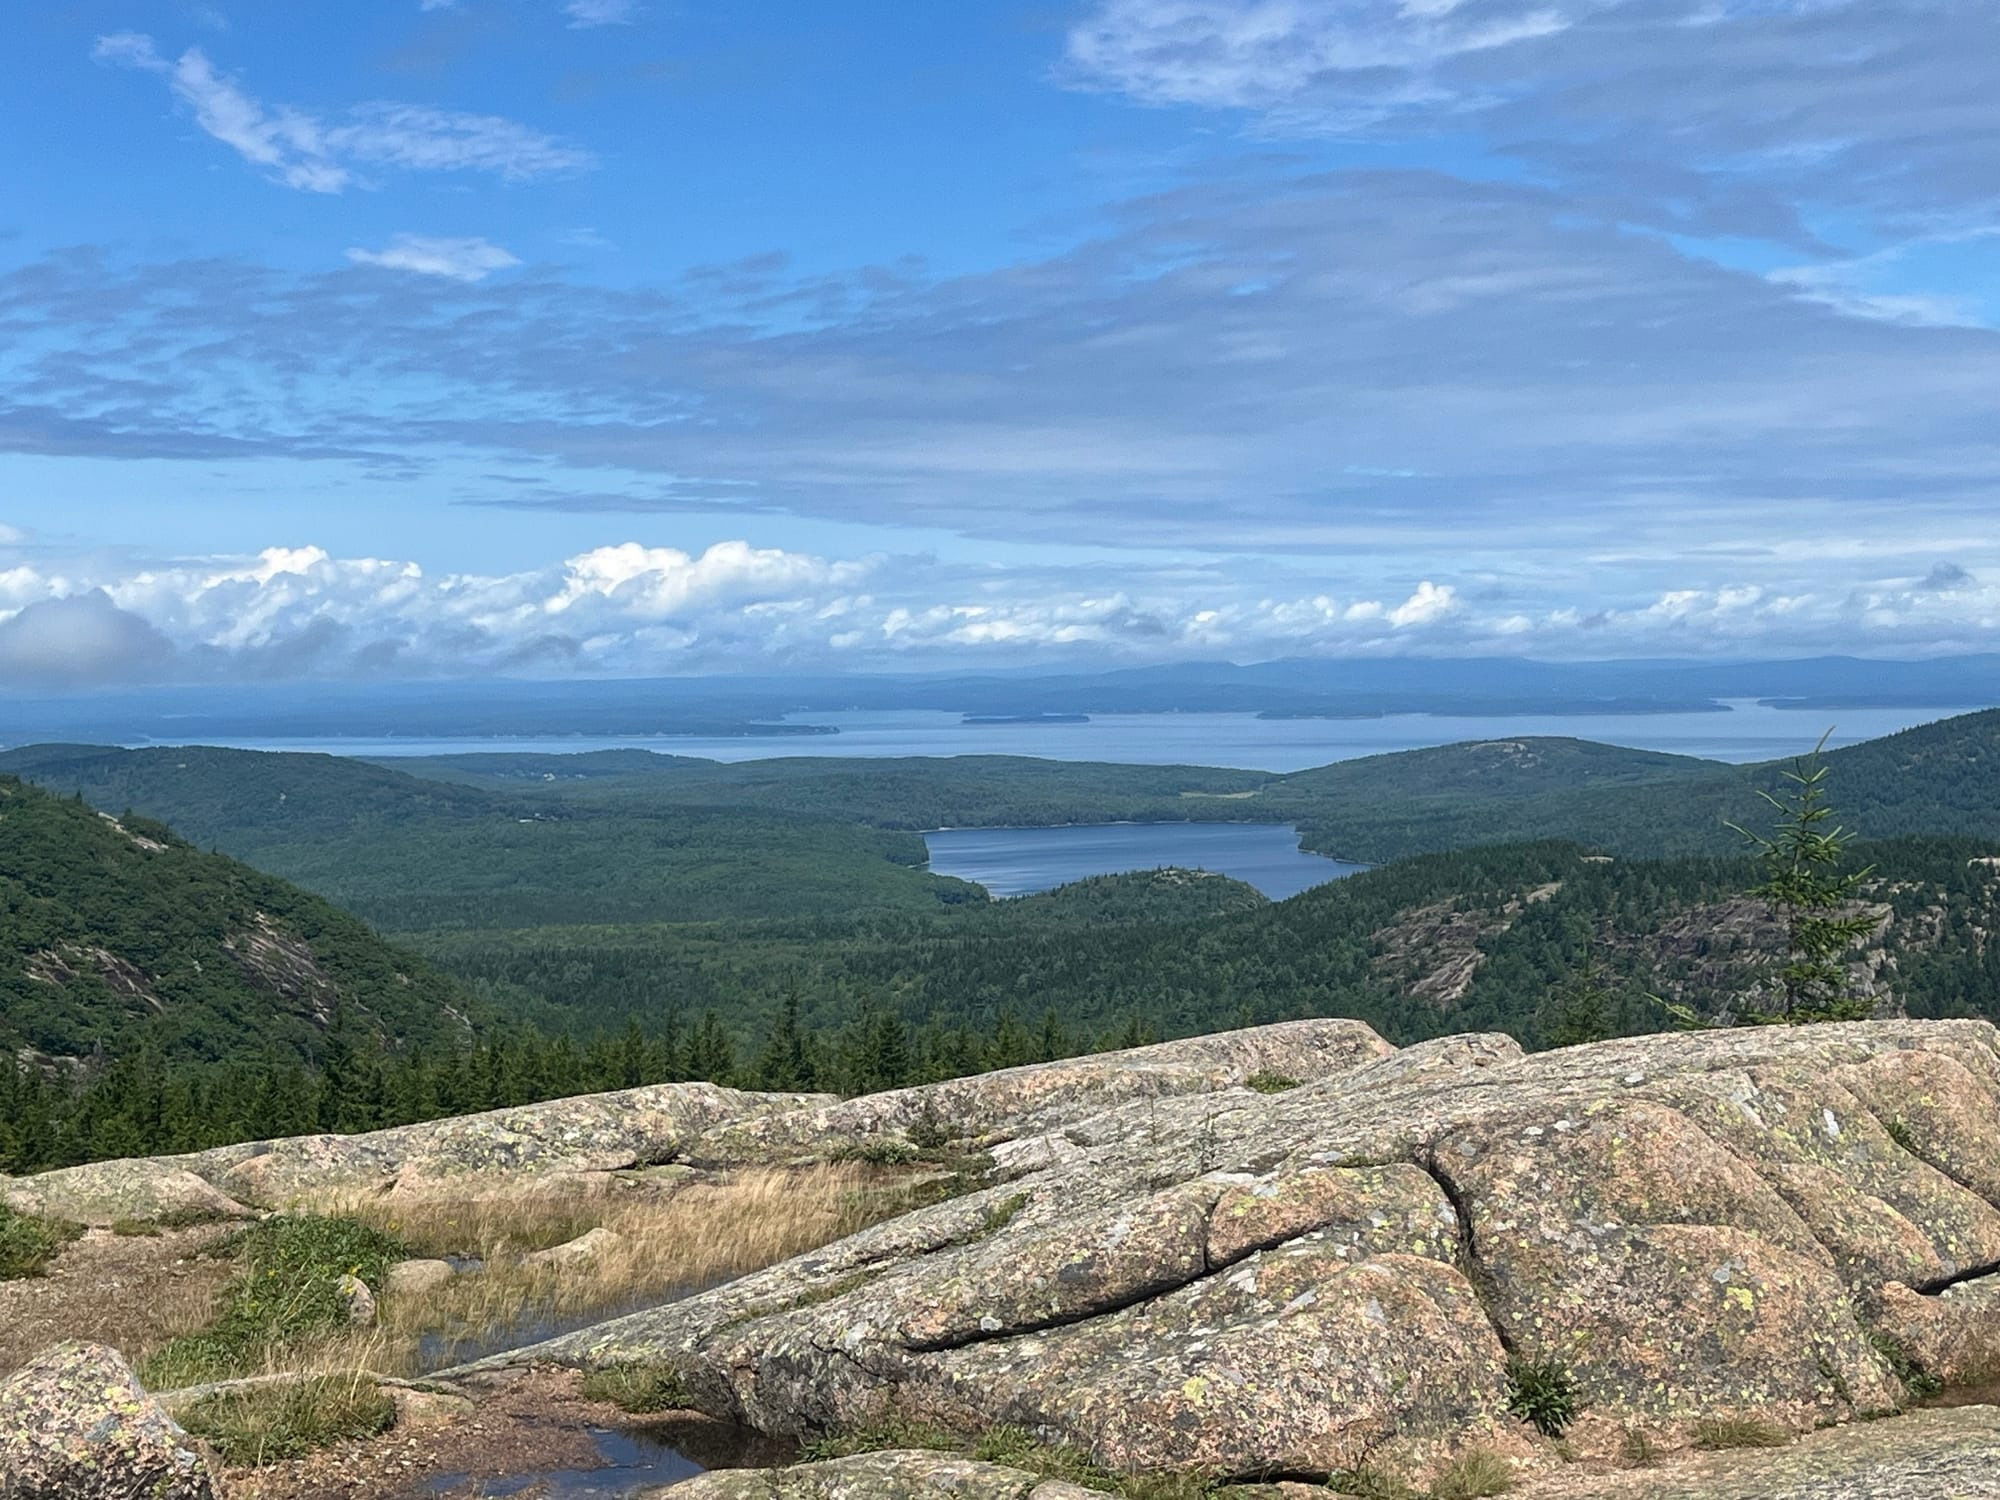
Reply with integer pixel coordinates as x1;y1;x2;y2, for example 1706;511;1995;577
1729;736;1878;1024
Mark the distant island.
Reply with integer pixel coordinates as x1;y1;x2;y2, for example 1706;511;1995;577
961;713;1091;725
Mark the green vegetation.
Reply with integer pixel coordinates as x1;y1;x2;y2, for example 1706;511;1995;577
0;1204;81;1279
1866;1330;1945;1401
0;773;477;1067
1244;1072;1302;1094
1504;1357;1580;1438
177;1375;397;1465
578;1362;695;1413
1730;740;1878;1023
1426;1450;1516;1499
141;1216;407;1389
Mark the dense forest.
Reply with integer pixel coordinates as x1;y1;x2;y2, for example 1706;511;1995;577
0;776;475;1062
5;711;1999;1176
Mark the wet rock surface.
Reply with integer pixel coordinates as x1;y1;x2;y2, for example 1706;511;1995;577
0;1340;218;1499
467;1020;2000;1486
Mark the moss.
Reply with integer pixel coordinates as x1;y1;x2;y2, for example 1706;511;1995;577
1244;1072;1303;1094
579;1362;695;1414
1867;1329;1944;1401
979;1193;1031;1237
111;1218;163;1238
1691;1415;1792;1451
0;1205;82;1280
140;1214;407;1388
1504;1357;1579;1438
178;1376;396;1465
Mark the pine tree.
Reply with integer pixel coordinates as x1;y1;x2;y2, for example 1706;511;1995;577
1729;734;1879;1024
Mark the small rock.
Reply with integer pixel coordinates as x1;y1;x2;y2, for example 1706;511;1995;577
523;1226;626;1268
389;1386;474;1430
386;1257;457;1297
336;1272;378;1326
0;1341;219;1499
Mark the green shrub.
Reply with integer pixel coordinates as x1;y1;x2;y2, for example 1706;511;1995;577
980;1193;1031;1236
178;1376;396;1465
0;1205;82;1280
141;1215;407;1388
1504;1357;1579;1437
1691;1415;1791;1450
579;1363;694;1414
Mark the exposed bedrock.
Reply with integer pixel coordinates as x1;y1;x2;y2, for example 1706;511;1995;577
466;1020;2000;1486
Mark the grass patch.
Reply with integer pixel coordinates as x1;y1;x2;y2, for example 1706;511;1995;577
1883;1116;1918;1152
802;1413;962;1461
1244;1072;1303;1095
1427;1449;1514;1499
1619;1427;1659;1467
1504;1357;1579;1438
1326;1469;1416;1500
1691;1415;1791;1451
178;1374;395;1465
980;1193;1031;1236
139;1215;407;1389
111;1218;163;1238
579;1362;694;1414
0;1205;82;1280
806;1419;1218;1496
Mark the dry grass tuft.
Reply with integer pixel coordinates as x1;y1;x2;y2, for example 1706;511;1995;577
315;1166;903;1376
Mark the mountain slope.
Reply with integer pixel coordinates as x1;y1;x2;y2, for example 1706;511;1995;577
0;776;476;1063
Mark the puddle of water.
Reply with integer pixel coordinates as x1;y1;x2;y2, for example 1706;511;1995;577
417;1283;705;1373
426;1422;794;1498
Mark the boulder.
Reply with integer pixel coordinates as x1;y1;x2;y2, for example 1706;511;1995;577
524;1227;626;1269
0;1160;245;1229
466;1021;2000;1486
385;1257;458;1298
650;1450;1102;1498
0;1341;218;1499
336;1272;377;1327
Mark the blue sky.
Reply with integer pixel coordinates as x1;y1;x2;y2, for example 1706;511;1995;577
4;0;1999;684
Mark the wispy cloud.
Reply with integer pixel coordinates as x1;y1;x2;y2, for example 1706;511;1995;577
347;234;522;282
93;32;593;192
565;0;643;26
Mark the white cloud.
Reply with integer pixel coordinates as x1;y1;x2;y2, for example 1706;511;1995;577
3;540;1999;682
94;34;592;193
348;235;521;282
565;0;642;25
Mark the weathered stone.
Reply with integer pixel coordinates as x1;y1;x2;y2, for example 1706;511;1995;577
0;1159;246;1229
649;1450;1100;1498
206;1081;829;1207
336;1272;377;1326
524;1226;626;1269
385;1257;457;1298
464;1020;2000;1484
1518;1402;2000;1498
0;1341;218;1499
684;1019;1397;1169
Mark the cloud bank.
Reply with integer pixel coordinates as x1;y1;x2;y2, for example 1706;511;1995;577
0;538;1992;687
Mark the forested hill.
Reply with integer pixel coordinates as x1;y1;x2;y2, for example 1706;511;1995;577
0;776;476;1063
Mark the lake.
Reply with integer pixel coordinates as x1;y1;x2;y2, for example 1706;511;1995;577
924;822;1367;900
152;700;1981;774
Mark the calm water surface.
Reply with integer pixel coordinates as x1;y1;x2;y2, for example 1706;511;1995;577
925;822;1366;899
143;701;1978;773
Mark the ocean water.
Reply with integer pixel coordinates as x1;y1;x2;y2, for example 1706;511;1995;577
151;700;1977;774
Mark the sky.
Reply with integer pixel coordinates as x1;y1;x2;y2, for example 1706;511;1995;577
4;0;2000;685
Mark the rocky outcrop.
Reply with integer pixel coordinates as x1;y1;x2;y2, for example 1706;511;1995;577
0;1341;218;1499
652;1451;1101;1498
470;1020;2000;1488
684;1019;1394;1168
0;1080;829;1221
